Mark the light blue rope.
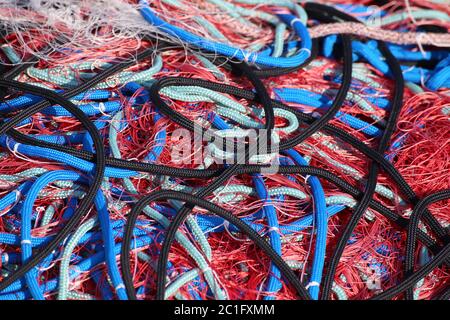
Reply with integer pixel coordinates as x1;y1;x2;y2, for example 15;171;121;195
139;0;312;68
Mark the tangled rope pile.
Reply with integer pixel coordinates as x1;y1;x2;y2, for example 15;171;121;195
0;0;448;300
